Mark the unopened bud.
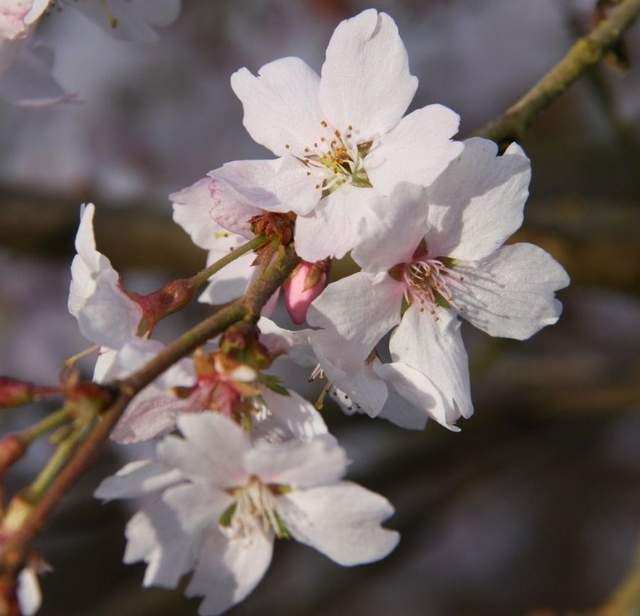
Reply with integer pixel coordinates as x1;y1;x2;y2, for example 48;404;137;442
283;261;329;325
0;378;34;409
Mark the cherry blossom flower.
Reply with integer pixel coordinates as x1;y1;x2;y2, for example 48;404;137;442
67;203;144;381
0;0;48;40
96;413;398;615
193;8;462;261
258;317;442;430
308;139;570;429
104;337;327;444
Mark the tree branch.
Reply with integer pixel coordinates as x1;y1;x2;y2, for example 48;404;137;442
476;0;640;146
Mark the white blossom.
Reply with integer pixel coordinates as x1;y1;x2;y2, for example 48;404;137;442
308;139;570;430
96;414;398;615
186;8;462;261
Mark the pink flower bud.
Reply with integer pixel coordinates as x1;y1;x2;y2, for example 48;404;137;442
0;378;34;409
0;436;26;477
283;261;329;325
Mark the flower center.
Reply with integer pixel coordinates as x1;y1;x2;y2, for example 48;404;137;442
220;479;290;539
289;121;372;196
402;258;464;316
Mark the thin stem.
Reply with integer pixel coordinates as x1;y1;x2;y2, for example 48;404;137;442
64;345;99;368
20;409;72;444
189;235;268;289
476;0;640;146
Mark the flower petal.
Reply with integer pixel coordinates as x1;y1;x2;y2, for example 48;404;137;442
124;498;197;589
308;271;403;372
366;104;462;194
320;9;417;138
211;156;319;219
390;304;473;423
171;177;248;250
16;568;41;616
245;434;347;489
453;242;570;340
68;204;143;348
95;460;183;500
278;481;399;566
158;414;251;487
351;182;429;272
257;317;317;367
374;361;456;431
186;526;273;616
198;251;254;306
231;56;323;157
253;387;327;443
424;139;531;261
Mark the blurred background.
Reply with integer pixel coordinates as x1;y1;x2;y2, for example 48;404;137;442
1;0;640;614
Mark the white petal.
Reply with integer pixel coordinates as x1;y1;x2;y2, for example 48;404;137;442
24;0;51;26
424;139;532;261
257;317;317;367
171;176;248;250
454;242;570;340
198;251;254;306
351;182;429;272
253;387;327;443
367;105;462;194
231;56;323;157
68;204;142;348
158;414;250;487
17;568;41;616
124;497;197;589
245;434;347;489
308;271;403;372
92;348;117;383
95;460;183;500
186;526;273;616
375;361;454;431
320;9;417;138
390;304;473;424
163;483;231;537
212;156;319;218
278;481;399;566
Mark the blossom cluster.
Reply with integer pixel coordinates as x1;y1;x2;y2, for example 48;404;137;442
0;0;180;105
57;8;568;616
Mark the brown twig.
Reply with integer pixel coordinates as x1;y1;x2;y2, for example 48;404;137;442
476;0;640;146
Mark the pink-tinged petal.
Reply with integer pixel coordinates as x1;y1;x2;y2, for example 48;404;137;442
351;182;429;273
245;434;347;489
390;304;473;423
453;242;570;340
231;56;323;157
198;251;254;306
253;387;327;443
424;139;531;261
111;390;186;444
375;361;457;431
278;481;399;566
320;9;417;139
95;460;183;500
158;414;251;487
212;156;319;219
123;499;197;589
283;261;328;325
294;185;379;261
308;271;403;372
171;177;247;250
366;104;462;194
186;525;273;616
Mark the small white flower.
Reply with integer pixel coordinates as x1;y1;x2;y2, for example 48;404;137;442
308;139;570;430
96;414;398;615
194;9;462;261
16;566;41;615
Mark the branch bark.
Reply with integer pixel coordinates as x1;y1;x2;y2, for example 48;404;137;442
476;0;640;146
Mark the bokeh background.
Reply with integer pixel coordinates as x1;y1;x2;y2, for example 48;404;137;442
1;1;640;614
